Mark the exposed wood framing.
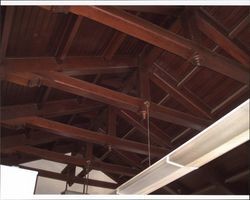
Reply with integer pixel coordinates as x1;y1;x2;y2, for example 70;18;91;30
103;32;127;60
107;106;117;136
19;166;118;189
117;6;183;16
149;71;212;119
14;146;139;176
69;6;249;84
2;116;168;157
225;169;250;183
0;98;103;120
36;86;52;109
196;9;250;67
2;71;211;130
0;7;15;62
117;109;172;148
56;15;83;61
1;132;62;153
0;56;137;76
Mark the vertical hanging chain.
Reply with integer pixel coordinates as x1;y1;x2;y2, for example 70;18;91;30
83;160;91;194
85;160;90;194
144;101;151;166
82;167;86;194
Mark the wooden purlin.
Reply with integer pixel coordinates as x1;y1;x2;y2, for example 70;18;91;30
15;146;139;176
196;9;250;67
2;71;211;130
0;7;15;62
19;166;118;189
0;98;103;120
2;116;168;157
69;6;249;84
0;56;137;76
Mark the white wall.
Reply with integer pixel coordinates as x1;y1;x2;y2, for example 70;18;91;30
0;165;38;197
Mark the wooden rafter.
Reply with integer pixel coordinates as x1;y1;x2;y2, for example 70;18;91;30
0;56;137;76
107;106;117;136
56;15;83;61
0;7;15;62
0;98;103;120
14;146;139;176
19;166;118;189
117;109;172;148
2;116;168;157
1;132;62;154
103;32;127;60
196;9;250;67
3;71;211;130
149;71;212;119
117;6;183;16
69;6;249;84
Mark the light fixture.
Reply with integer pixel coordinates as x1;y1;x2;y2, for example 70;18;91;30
116;99;249;194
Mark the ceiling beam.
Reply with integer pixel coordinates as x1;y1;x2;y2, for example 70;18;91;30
1;131;62;153
69;6;249;84
19;165;118;189
107;106;117;136
0;98;103;120
0;56;137;76
14;145;139;177
117;6;183;16
225;169;250;184
0;7;15;62
196;9;249;67
70;6;192;59
2;116;167;157
149;71;212;119
49;72;210;130
117;109;172;148
138;60;151;100
102;32;127;60
5;71;211;130
228;15;249;39
56;15;83;61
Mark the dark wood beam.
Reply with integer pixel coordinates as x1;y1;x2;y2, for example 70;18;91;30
107;106;117;136
0;98;103;120
56;15;83;61
69;6;249;84
0;7;15;62
196;9;250;67
200;168;234;194
36;86;52;109
102;32;127;60
138;61;151;100
149;71;212;119
0;56;137;76
193;185;216;194
185;9;201;43
14;146;139;177
70;6;191;59
211;85;249;117
19;166;118;189
228;15;249;39
1;132;62;153
3;71;210;130
225;169;250;183
117;6;183;16
117;109;172;148
39;72;212;130
2;117;167;157
112;149;142;169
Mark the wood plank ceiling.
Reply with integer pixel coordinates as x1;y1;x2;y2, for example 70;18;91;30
0;6;249;194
